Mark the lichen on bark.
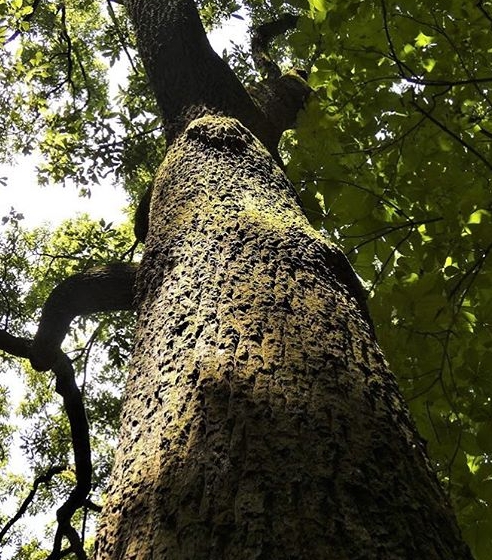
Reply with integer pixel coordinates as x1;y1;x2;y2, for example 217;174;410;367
95;116;471;560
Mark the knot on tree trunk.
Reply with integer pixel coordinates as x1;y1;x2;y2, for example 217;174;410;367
185;115;254;154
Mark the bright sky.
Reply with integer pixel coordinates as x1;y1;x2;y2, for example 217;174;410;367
0;11;250;229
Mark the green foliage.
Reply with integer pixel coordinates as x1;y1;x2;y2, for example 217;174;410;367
281;1;492;556
0;215;135;555
1;0;492;557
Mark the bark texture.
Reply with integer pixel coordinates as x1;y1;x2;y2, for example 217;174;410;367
95;116;471;559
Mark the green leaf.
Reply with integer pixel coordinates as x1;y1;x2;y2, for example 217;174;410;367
415;31;434;48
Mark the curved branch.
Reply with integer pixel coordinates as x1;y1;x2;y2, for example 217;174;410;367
0;262;138;558
30;263;137;372
0;330;31;359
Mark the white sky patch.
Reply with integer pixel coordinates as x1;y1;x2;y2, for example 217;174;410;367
0;156;129;228
208;8;250;54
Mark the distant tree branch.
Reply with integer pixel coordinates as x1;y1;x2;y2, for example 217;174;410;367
5;0;43;44
106;0;138;74
411;99;492;173
449;241;492;308
0;465;67;544
345;217;442;254
299;177;411;221
339;56;492;90
477;0;492;25
380;0;415;78
58;3;76;96
379;2;492;94
370;228;413;292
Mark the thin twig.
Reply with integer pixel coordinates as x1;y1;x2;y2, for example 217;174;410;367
0;465;67;543
411;100;492;172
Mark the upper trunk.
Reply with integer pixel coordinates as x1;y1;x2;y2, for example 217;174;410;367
124;0;309;157
94;116;471;559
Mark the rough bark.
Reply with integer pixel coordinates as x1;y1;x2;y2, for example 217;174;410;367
94;116;472;559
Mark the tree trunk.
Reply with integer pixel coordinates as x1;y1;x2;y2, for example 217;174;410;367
94;116;471;559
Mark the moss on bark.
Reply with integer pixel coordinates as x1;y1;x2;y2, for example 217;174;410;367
95;116;471;560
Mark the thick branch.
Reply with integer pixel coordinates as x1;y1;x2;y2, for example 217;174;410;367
251;13;299;78
123;0;309;157
0;330;31;359
248;70;311;142
124;1;269;146
30;263;137;371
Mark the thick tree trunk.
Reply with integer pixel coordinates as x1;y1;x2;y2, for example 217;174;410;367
95;116;471;559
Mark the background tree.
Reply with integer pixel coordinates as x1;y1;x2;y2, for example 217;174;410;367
0;0;491;558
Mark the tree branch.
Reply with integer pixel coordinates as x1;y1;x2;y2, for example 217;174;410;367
477;0;492;26
0;262;138;559
106;0;138;74
411;100;492;173
0;330;31;359
30;263;137;371
0;465;67;544
124;0;269;144
47;353;90;560
251;13;299;79
5;0;43;44
123;0;309;158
